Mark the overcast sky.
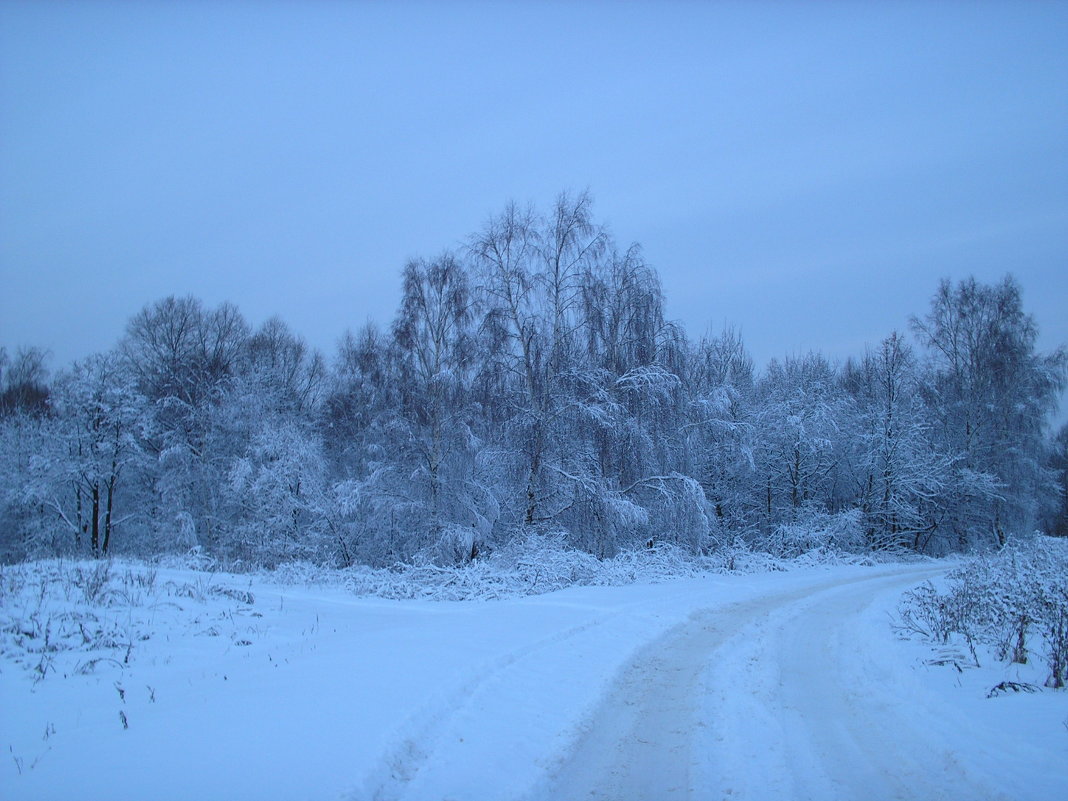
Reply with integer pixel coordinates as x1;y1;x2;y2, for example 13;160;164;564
2;1;1066;395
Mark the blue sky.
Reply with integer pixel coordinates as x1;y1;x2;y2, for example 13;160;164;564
2;1;1066;396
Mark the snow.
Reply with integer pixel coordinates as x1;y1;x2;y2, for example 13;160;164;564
692;571;1068;800
2;562;1066;800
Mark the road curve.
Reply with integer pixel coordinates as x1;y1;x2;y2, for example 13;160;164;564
536;568;1011;801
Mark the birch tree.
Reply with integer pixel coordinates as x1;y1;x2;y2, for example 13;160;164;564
912;276;1066;546
33;353;150;555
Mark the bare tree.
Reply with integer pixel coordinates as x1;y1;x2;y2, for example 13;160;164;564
0;346;51;416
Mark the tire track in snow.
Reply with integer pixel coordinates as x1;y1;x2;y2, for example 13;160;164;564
539;569;947;801
354;585;708;801
703;571;1015;801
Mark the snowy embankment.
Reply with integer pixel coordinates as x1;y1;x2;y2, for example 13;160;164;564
2;559;1066;801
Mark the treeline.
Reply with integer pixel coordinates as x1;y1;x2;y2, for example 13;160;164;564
2;193;1066;567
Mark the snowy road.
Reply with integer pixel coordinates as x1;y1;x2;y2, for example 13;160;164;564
540;586;827;800
538;570;972;801
710;572;1004;801
360;565;1067;801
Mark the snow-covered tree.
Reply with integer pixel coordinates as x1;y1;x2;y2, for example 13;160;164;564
386;252;485;560
5;201;1065;570
29;353;151;555
752;353;849;534
911;276;1067;547
842;333;955;551
227;420;329;566
686;327;756;534
1043;423;1068;538
122;296;250;551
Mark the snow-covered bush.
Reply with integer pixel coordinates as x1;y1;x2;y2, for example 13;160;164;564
336;531;606;601
260;528;881;603
898;536;1068;688
766;507;866;559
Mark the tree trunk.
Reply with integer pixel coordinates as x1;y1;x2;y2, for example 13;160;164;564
102;476;116;555
90;484;100;554
524;422;543;526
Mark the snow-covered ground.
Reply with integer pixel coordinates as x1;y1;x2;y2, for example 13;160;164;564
2;562;1066;800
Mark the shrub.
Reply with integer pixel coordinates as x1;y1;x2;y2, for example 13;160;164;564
898;536;1068;687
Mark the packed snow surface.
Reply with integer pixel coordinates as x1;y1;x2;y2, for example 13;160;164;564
2;563;1066;800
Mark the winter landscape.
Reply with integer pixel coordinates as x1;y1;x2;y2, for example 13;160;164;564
3;3;1068;800
2;546;1068;800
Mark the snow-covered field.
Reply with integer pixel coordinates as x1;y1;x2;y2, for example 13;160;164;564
2;561;1066;801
